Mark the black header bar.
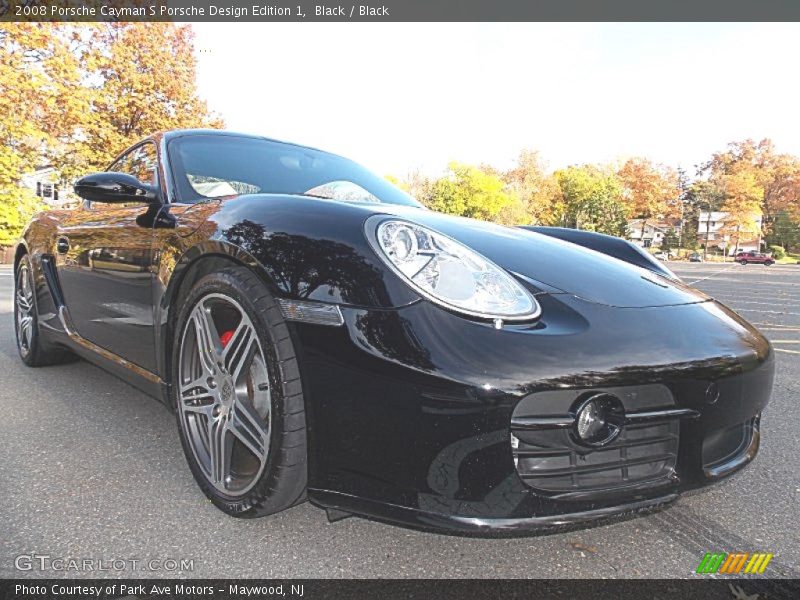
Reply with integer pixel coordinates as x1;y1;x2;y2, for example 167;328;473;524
3;0;800;22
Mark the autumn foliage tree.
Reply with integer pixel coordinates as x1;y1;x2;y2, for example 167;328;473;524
699;139;800;252
423;162;518;223
502;149;562;226
70;23;222;177
617;157;681;235
0;24;85;244
553;165;628;236
385;143;799;251
0;22;221;244
718;169;764;255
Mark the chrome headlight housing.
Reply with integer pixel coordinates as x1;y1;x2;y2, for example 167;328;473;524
366;217;540;321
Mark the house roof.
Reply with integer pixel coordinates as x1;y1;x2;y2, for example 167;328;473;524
627;219;678;232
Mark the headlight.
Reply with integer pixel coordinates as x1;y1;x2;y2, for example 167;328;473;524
366;217;540;321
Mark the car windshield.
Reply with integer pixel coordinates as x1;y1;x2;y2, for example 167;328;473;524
168;134;422;207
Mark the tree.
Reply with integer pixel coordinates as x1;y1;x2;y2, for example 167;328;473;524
502;149;562;225
617;157;681;243
554;165;628;236
386;168;435;205
700;138;800;248
0;23;222;245
0;24;81;244
761;150;800;224
0;187;40;246
676;166;698;248
767;210;800;252
717;169;763;256
686;180;725;259
68;23;223;177
425;162;519;223
661;228;679;253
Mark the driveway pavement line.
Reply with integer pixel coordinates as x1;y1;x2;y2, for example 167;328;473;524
684;264;738;285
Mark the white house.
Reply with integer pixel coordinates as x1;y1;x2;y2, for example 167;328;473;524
20;166;79;209
627;219;681;248
698;211;763;254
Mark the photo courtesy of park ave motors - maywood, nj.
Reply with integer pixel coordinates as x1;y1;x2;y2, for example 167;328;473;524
2;2;800;597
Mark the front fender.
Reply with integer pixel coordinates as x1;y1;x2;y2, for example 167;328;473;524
206;194;420;309
153;195;422;395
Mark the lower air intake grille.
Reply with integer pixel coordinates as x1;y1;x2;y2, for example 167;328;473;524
512;420;678;494
511;385;681;496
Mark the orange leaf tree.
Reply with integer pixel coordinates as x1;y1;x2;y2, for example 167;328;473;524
617;157;681;245
701;139;800;251
71;23;223;176
0;22;222;244
502;149;563;226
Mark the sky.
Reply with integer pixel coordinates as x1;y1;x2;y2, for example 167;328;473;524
192;23;800;178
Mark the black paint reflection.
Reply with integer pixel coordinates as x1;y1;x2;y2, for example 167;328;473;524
55;202;157;371
353;311;435;371
223;219;388;306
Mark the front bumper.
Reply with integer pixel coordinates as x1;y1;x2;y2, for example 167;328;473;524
293;292;774;534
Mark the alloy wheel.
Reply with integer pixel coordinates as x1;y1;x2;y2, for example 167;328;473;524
178;293;272;497
15;264;34;357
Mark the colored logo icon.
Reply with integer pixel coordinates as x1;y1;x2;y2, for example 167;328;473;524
696;552;773;574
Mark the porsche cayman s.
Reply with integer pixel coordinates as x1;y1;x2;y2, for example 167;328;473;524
14;130;773;534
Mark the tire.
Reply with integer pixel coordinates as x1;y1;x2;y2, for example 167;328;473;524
739;260;747;265
172;266;307;518
765;261;774;266
14;255;74;367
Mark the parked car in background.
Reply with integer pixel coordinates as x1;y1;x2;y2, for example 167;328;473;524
688;252;703;263
653;250;674;261
736;251;774;266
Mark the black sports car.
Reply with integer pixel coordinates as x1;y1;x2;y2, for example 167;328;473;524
14;130;773;534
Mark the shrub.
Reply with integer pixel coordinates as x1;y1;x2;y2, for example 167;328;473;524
769;245;786;260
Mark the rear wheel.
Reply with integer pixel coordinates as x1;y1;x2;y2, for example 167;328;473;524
14;255;73;367
173;267;307;517
739;259;748;265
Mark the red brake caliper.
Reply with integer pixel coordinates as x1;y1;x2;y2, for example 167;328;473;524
220;330;235;348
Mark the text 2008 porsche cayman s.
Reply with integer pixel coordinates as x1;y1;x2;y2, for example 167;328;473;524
15;130;773;534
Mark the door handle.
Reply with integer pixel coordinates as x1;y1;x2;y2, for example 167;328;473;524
56;237;70;254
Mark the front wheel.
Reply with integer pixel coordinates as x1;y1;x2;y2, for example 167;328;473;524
172;266;307;517
14;255;73;367
765;261;774;266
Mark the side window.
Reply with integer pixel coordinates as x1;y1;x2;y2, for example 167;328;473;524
110;143;158;187
128;144;159;186
109;152;132;176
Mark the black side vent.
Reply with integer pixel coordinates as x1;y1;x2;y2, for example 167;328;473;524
511;385;684;497
513;420;678;495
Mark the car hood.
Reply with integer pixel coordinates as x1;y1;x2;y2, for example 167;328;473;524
365;204;709;308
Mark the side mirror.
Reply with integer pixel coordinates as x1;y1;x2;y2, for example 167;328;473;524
74;172;159;204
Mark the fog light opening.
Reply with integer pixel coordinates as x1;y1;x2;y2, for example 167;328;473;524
571;393;625;447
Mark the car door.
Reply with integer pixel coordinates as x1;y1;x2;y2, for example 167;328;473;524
55;142;161;373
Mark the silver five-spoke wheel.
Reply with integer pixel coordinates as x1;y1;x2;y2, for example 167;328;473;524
15;263;35;357
178;293;272;497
